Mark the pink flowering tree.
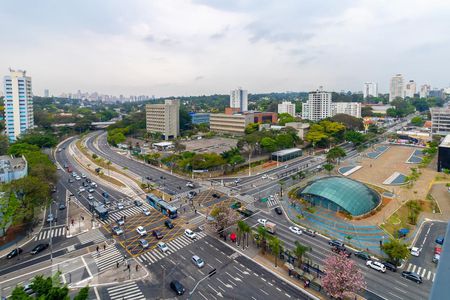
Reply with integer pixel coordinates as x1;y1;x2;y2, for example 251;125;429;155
322;253;366;299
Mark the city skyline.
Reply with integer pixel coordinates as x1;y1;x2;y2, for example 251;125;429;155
1;1;450;97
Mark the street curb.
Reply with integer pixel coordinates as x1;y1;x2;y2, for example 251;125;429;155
214;233;321;300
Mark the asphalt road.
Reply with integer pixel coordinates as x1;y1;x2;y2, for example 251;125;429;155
244;209;432;300
86;131;195;196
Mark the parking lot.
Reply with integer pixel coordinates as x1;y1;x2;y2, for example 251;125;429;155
182;137;237;155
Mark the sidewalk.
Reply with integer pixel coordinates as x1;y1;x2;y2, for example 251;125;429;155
66;197;99;238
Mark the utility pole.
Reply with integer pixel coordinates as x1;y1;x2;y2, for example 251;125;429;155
161;266;166;300
188;268;216;299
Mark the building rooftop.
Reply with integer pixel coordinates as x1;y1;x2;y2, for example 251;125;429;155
0;155;27;174
440;134;450;148
153;141;173;147
272;148;302;156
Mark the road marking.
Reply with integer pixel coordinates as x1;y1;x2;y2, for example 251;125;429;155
394;287;407;294
394;280;408;287
427;271;432;280
261;277;267;282
260;289;269;295
276;287;281;292
198;291;208;300
208;284;220;295
411;265;416;272
285;293;291;298
217;278;233;289
388;292;403;300
217;285;225;292
432;273;436;282
421;268;427;277
81;256;93;278
198;269;205;275
406;263;412;271
94;287;101;300
189;275;195;281
215;257;223;263
268;282;273;286
417;267;422;274
253;273;259;277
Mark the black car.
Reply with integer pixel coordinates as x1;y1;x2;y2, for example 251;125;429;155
160;176;166;180
188;191;197;197
331;246;351;258
328;240;344;248
212;193;220;198
382;261;397;272
134;200;143;207
402;271;422;283
6;248;23;259
86;178;92;183
170;280;185;295
153;230;163;239
82;182;88;187
274;207;283;215
31;243;49;255
165;220;174;229
354;251;371;261
146;176;152;180
59;202;66;210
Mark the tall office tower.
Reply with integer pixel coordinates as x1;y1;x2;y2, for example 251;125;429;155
363;82;378;99
404;80;416;98
3;69;34;142
389;74;404;102
278;101;296;116
230;87;248;112
301;88;332;121
44;89;49;97
420;84;431;98
146;99;180;140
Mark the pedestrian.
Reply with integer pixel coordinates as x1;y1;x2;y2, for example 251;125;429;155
127;264;130;271
96;245;99;253
135;264;139;272
103;244;106;251
116;261;119;268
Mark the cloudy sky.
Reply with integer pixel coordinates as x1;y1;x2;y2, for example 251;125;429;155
1;0;449;97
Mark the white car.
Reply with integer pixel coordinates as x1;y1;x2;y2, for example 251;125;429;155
186;182;194;188
410;247;420;257
142;208;151;216
136;226;147;236
257;219;267;226
366;260;386;273
289;226;302;235
87;195;94;200
262;175;268;179
139;239;149;249
81;173;87;178
185;229;197;239
157;241;169;253
117;203;124;210
78;187;85;192
75;176;81;181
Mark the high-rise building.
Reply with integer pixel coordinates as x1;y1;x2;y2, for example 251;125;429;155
331;102;362;118
431;107;450;136
404;80;416;98
230;87;248;112
278;101;296;116
363;82;378;99
420;84;431;98
3;69;34;142
301;88;332;121
44;89;49;97
389;74;404;102
146;99;180;140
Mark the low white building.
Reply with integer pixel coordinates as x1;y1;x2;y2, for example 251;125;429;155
0;155;28;183
331;102;361;118
285;122;310;140
278;101;296;117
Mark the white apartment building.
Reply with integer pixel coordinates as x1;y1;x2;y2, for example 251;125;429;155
431;107;450;136
404;80;416;98
389;74;404;102
278;101;296;116
420;84;431;98
3;69;34;142
146;99;180;140
302;89;332;121
230;87;248;112
331;102;362;118
363;82;378;98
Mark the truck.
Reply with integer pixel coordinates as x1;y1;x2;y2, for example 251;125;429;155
265;221;276;234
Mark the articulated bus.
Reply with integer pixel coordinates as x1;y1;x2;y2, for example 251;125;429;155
146;194;178;219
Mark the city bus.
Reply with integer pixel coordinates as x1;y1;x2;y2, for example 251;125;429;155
146;194;178;219
88;201;109;221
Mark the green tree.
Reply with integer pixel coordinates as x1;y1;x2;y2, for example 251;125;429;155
0;192;20;235
361;106;374;117
0;134;9;155
326;147;346;163
237;220;246;248
293;241;311;268
275;134;294;149
257;226;268;254
278;113;295;126
73;286;90;300
344;130;366;145
410;116;424;127
268;236;282;267
260;137;277;152
330;114;363;131
323;163;335;174
381;238;410;265
17;131;58;148
305;124;328;148
245;123;259;134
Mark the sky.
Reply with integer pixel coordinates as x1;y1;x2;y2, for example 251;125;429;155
1;0;450;97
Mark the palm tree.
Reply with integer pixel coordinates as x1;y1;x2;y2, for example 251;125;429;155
269;236;282;267
243;222;251;249
293;241;311;268
237;220;246;246
257;226;268;254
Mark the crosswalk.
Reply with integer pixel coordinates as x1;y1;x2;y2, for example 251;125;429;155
138;231;207;265
91;245;123;272
36;227;66;241
77;228;106;245
106;282;145;300
406;263;436;281
99;206;144;225
267;197;280;208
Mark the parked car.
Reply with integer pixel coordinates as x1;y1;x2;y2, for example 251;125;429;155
185;229;197;239
382;261;398;272
436;237;444;245
355;251;371;261
191;255;205;268
59;202;66;210
47;213;54;222
31;243;49;255
136;226;147;236
402;271;423;283
82;182;88;187
78;187;85;192
117;203;124;210
102;191;109;198
142;208;151;216
112;226;123;235
117;218;125;226
139;239;149;249
157;241;169;253
274;207;283;215
366;260;386;273
87;195;94;200
328;240;345;248
289;226;302;235
153;230;163;239
86;178;92;183
186;182;194;188
170;280;185;295
88;188;95;193
6;248;23;259
134;200;143;207
75;176;81;181
68;178;74;183
410;247;420;257
165;220;174;229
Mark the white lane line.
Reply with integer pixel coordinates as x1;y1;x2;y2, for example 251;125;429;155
394;287;407;294
432;273;436;282
189;275;195;282
260;289;269;295
94;287;101;300
285;293;291;298
394;280;408;287
198;291;208;300
276;287;281;292
215;257;223;264
388;292;403;300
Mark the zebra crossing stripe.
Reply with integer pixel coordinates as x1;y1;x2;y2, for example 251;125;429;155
417;267;421;274
432;273;435;282
107;282;145;300
411;265;416;272
427;270;432;280
421;268;426;277
406;263;412;271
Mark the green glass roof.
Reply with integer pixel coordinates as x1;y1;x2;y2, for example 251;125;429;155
300;177;380;216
